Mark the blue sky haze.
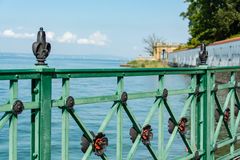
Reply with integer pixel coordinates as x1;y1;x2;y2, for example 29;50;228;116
0;0;189;59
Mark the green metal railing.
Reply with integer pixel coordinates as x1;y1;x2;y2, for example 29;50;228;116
1;66;240;160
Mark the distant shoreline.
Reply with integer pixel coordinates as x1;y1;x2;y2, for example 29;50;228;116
120;59;169;68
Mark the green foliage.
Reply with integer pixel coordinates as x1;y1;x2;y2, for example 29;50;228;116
230;33;240;39
173;44;195;51
181;0;240;46
127;60;169;68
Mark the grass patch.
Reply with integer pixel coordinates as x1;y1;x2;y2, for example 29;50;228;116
229;33;240;39
126;60;169;68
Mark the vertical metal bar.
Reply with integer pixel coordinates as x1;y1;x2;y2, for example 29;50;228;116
10;80;18;102
116;76;123;160
62;78;70;160
202;70;214;160
31;80;36;160
234;90;240;133
210;73;216;158
210;74;216;148
9;115;17;160
39;68;52;160
117;106;123;160
230;72;235;154
31;79;40;160
34;111;39;160
9;80;18;160
158;75;164;159
210;73;215;155
191;75;197;152
197;74;204;152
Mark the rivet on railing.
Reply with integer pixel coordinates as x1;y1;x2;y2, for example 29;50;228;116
65;96;75;110
198;43;208;65
141;124;153;145
92;132;108;156
12;100;24;115
121;92;128;106
162;88;168;100
32;27;51;65
33;153;38;159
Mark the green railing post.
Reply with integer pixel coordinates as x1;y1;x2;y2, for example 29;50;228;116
62;78;70;160
202;69;214;160
116;76;124;160
158;75;164;159
38;67;54;160
230;72;235;154
190;75;197;153
31;79;40;160
196;74;203;155
9;80;18;160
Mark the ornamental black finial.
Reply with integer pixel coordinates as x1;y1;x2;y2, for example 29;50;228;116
198;43;208;65
32;27;51;65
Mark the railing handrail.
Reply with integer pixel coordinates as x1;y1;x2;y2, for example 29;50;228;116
1;65;240;73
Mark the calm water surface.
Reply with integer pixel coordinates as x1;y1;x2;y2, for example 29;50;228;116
0;53;191;159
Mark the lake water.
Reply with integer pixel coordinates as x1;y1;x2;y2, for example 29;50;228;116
0;53;191;159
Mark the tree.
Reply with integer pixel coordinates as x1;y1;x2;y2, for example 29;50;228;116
143;34;164;56
181;0;240;46
214;0;240;38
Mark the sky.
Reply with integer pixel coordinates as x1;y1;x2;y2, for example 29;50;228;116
0;0;189;59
